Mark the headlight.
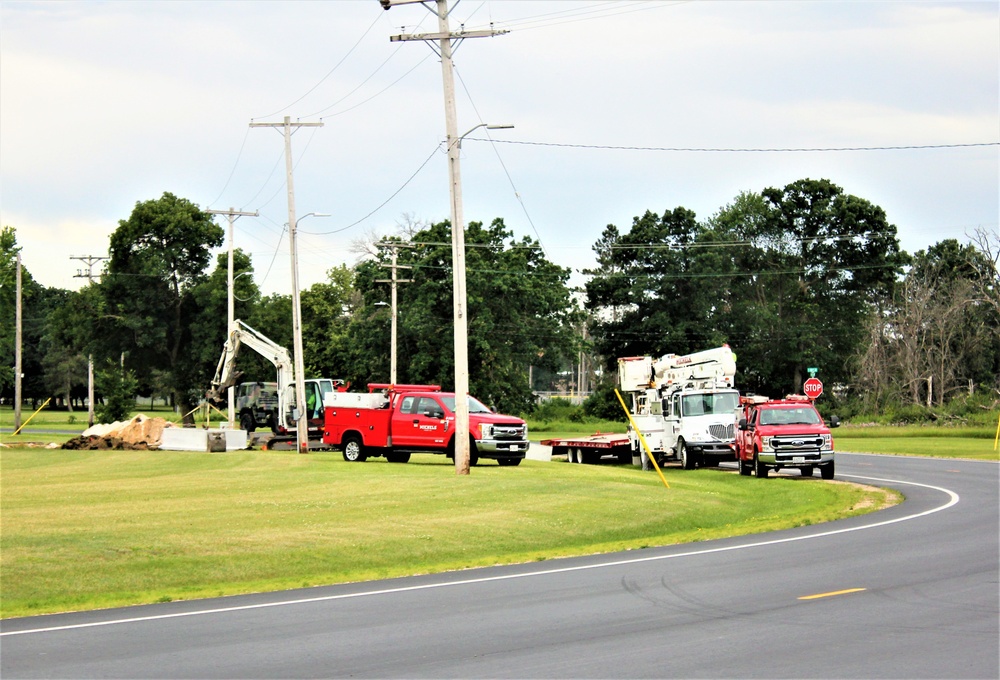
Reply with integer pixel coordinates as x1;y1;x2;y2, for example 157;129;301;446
822;434;832;449
761;436;774;452
480;423;493;438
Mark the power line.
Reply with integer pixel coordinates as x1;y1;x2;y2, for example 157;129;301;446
465;139;1000;153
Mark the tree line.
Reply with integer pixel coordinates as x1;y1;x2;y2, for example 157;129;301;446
2;180;997;423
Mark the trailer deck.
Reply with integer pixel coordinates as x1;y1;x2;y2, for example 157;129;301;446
539;432;632;464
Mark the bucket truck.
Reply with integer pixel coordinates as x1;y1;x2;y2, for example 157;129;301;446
619;345;740;470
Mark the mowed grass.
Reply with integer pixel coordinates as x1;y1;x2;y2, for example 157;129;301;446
836;424;999;460
0;447;897;618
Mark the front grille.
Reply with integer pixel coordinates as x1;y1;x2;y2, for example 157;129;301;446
772;435;824;450
709;424;735;440
493;425;526;440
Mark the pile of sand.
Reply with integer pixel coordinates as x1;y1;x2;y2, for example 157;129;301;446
62;414;177;450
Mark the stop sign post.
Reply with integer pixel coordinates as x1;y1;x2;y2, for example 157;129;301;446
803;377;824;400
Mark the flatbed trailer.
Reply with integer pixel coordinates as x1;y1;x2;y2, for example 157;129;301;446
539;433;633;465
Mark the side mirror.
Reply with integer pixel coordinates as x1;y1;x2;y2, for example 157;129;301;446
738;418;749;431
829;415;840;428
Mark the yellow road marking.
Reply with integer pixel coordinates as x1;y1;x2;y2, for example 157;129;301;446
798;587;867;600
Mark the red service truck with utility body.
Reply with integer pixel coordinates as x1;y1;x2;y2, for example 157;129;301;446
323;384;529;466
735;395;839;479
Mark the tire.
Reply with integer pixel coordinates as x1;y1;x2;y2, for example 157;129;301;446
385;452;410;463
738;456;751;476
801;465;815;477
679;440;696;470
616;449;632;465
820;461;835;480
469;440;479;467
268;411;280;435
754;451;769;478
565;448;576;464
239;411;256;433
575;448;587;464
342;433;367;462
497;458;522;467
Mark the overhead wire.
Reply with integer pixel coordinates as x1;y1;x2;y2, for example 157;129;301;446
464;139;1000;153
453;64;548;257
254;11;385;120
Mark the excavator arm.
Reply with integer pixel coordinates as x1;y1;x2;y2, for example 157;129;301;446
206;320;295;409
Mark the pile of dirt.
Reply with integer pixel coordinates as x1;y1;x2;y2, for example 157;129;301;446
61;415;177;451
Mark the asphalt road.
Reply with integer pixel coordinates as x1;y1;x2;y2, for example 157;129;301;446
2;453;997;679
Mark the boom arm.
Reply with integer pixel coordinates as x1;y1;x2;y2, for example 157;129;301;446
206;320;295;406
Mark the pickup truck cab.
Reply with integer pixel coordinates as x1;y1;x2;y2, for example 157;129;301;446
736;395;839;479
323;383;529;466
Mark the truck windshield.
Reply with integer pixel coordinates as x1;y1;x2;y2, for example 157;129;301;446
681;391;739;416
760;407;822;426
440;395;493;414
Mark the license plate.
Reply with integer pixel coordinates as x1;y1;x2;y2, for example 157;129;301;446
792;457;805;463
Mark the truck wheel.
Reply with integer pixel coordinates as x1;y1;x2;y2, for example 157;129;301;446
754;451;769;478
679;440;695;470
239;412;256;433
800;465;815;477
469;439;479;467
385;452;410;463
820;461;835;480
268;411;279;435
342;434;367;462
738;457;751;476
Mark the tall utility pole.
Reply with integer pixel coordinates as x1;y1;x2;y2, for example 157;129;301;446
250;116;323;454
206;208;258;428
14;252;22;431
375;241;413;384
381;0;507;475
72;255;107;427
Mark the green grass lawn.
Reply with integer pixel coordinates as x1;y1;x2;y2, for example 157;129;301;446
0;447;897;618
836;424;999;460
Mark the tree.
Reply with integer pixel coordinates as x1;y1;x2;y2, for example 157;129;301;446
585;208;728;372
711;179;907;395
346;219;579;414
857;239;1000;408
98;192;224;422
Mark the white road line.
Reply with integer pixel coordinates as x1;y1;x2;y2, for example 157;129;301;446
0;474;959;637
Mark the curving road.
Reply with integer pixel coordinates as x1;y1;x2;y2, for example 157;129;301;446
2;453;997;679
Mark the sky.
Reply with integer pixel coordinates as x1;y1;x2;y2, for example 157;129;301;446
2;0;997;298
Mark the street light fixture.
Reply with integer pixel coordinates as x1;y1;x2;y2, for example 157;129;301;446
289;211;330;454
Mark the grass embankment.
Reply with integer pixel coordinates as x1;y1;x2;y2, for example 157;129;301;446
835;424;999;460
0;448;896;618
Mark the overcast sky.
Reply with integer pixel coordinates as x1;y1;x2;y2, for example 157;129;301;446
2;0;997;297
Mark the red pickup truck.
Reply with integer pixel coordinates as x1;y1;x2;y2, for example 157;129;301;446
735;395;839;479
322;383;529;466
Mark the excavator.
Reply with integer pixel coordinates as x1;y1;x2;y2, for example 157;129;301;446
206;320;345;440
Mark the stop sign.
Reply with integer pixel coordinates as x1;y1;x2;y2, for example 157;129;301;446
803;377;824;399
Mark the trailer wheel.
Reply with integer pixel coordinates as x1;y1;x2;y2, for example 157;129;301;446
820;461;835;480
239;412;256;433
754;451;769;478
564;448;576;463
679;440;696;470
342;434;367;462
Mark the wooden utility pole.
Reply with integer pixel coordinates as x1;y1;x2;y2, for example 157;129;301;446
375;241;413;384
14;252;22;430
205;208;258;428
381;0;508;475
249;116;323;454
72;255;107;427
